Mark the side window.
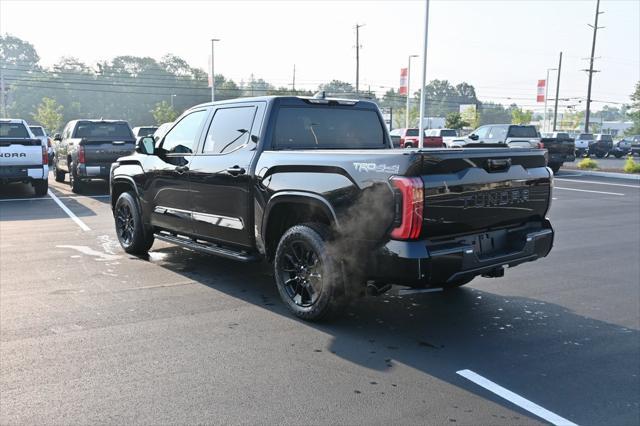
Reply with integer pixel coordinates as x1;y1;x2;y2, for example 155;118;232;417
202;106;257;154
161;110;207;154
62;124;71;140
488;126;507;140
475;126;489;138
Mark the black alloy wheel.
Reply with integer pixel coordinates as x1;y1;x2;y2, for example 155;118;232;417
279;239;323;308
115;202;135;247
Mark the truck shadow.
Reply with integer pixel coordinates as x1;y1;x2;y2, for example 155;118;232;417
142;245;638;425
0;184;102;221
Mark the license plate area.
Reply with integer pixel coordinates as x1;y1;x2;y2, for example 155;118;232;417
475;229;509;258
0;166;27;177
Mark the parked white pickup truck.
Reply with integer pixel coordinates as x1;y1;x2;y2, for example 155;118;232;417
0;119;49;196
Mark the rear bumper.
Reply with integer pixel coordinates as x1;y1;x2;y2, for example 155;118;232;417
0;165;47;183
76;163;111;179
549;153;575;164
368;220;554;287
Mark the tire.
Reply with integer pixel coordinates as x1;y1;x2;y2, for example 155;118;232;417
404;143;413;148
614;153;623;159
32;179;48;197
68;162;83;193
114;191;154;255
595;152;605;159
274;223;348;321
54;159;66;182
549;163;561;174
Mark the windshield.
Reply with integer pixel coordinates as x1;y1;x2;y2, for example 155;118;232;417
273;107;386;149
29;127;45;136
74;122;133;139
406;129;419;137
0;123;30;138
440;129;457;137
508;126;538;138
578;133;594;140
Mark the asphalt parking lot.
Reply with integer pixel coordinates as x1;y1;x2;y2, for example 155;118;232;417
1;172;639;425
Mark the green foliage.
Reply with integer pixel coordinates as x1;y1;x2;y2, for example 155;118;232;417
151;101;178;125
414;79;478;117
32;97;64;133
477;102;511;125
623;156;640;173
577;158;599;170
625;81;640;136
511;107;533;125
445;112;469;130
392;107;420;128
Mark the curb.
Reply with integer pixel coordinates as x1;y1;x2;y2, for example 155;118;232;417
560;168;640;181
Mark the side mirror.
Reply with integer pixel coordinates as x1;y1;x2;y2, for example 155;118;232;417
469;134;479;141
136;136;155;155
53;133;62;141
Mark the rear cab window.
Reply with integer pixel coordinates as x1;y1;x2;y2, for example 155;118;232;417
406;129;419;137
507;126;538;138
73;122;134;140
0;122;30;138
273;106;387;150
29;127;45;137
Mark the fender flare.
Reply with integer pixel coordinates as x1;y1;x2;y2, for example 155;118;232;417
261;191;340;247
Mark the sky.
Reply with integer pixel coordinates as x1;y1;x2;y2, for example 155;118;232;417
1;0;638;113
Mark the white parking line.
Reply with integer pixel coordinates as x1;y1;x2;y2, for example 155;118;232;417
47;190;91;231
0;194;110;202
457;369;577;426
555;178;640;189
555;186;624;196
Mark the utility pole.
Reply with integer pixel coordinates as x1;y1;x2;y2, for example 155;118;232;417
584;0;603;133
170;94;176;109
210;38;220;102
406;54;418;129
0;66;5;118
417;0;430;149
543;67;557;132
354;23;365;94
292;64;296;92
553;52;563;131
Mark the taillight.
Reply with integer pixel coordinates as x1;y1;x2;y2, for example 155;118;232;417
399;137;405;147
539;142;545;149
390;176;424;240
78;145;85;164
42;146;48;165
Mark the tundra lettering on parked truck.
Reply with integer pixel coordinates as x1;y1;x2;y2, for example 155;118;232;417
110;96;554;321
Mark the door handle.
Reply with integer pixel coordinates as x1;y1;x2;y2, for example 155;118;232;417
175;165;189;174
226;166;246;176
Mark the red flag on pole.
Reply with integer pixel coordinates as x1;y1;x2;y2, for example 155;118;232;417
399;68;408;95
537;79;546;102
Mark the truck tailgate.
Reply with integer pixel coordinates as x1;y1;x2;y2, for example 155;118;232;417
79;139;135;165
0;139;43;167
415;149;551;239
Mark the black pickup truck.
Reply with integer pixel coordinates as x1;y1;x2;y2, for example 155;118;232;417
53;120;136;193
540;132;576;173
110;96;554;321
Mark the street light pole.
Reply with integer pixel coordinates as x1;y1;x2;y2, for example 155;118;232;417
405;55;418;129
170;94;176;109
210;38;220;102
543;68;557;132
417;0;430;149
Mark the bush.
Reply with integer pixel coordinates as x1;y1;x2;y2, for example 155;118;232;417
577;158;599;170
623;157;640;174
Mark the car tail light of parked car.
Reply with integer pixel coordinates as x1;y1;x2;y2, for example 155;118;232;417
77;144;85;164
390;176;424;240
42;145;48;165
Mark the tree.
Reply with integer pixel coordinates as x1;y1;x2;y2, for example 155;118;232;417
625;81;640;135
318;80;354;96
478;102;511;125
511;107;533;125
151;101;178;125
445;112;469;130
32;97;64;133
0;34;40;71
